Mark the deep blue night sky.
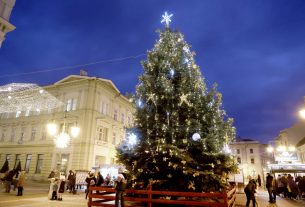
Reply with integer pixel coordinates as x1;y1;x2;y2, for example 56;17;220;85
1;0;305;143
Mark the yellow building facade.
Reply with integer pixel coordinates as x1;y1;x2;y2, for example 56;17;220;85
0;75;134;181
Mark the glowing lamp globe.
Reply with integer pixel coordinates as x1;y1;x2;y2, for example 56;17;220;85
70;126;80;138
299;109;305;120
192;133;201;141
47;123;58;136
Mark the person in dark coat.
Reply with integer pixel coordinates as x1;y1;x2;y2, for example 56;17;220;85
85;172;96;199
266;173;274;203
244;179;256;207
5;169;15;193
67;170;76;193
257;174;262;187
96;171;104;194
115;169;127;207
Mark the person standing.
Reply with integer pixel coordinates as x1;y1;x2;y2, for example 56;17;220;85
5;169;15;193
85;172;96;199
266;173;274;203
96;171;104;194
257;174;261;187
57;176;66;201
115;169;127;207
16;170;26;196
244;179;256;207
271;175;278;203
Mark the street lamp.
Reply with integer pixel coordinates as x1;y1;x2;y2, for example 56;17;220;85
47;116;80;149
299;109;305;120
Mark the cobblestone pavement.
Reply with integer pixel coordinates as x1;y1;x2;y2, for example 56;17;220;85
1;181;305;207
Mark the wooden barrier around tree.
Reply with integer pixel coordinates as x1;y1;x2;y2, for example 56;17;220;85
87;185;236;207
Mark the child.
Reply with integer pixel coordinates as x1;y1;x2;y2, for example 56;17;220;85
57;174;66;201
51;178;59;200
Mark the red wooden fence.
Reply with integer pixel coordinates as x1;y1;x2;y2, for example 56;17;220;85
87;185;236;207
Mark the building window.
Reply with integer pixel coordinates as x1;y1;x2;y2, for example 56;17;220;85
35;154;44;174
14;154;21;168
97;127;108;142
112;133;116;145
121;113;125;123
66;98;77;111
30;127;36;141
100;102;108;115
25;110;30;117
25;154;32;173
58;154;69;173
10;128;16;142
15;111;21;118
251;158;255;164
0;129;5;142
237;157;241;164
250;148;254;154
41;128;46;140
236;149;240;154
114;109;118;121
20;127;25;141
6;154;11;161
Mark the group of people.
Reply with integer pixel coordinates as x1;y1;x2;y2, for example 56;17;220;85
47;169;77;201
267;173;305;201
244;173;305;206
1;169;26;196
83;169;127;207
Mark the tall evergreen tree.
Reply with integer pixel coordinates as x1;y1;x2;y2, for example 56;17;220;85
117;17;237;192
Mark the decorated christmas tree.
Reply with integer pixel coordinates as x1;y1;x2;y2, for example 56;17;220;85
117;12;237;192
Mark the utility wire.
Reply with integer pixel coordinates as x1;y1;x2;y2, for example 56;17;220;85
0;53;146;78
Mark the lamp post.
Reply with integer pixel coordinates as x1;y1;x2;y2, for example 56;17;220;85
47;112;80;172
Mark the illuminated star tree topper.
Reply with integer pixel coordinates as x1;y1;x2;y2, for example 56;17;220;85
161;11;173;27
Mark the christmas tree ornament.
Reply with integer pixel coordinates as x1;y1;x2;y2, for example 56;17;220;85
192;133;201;141
161;11;173;27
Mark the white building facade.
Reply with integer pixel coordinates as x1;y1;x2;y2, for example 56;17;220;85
230;139;272;184
0;0;16;47
0;75;134;181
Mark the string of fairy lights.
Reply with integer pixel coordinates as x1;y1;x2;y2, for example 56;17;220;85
0;83;63;114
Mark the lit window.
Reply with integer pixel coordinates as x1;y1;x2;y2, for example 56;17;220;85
100;102;108;115
25;110;30;117
16;111;21;118
66;98;77;111
25;154;32;173
97;127;108;142
35;154;44;174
